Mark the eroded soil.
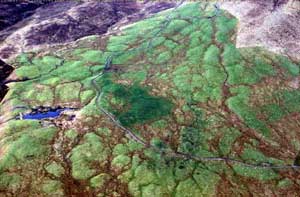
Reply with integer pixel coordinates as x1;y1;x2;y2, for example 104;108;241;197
0;2;300;197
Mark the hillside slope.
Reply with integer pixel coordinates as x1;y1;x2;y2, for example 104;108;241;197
0;2;300;196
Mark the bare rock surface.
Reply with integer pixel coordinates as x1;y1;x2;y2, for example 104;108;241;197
1;3;300;195
0;2;48;31
0;1;138;61
0;1;176;62
0;0;176;103
220;0;300;60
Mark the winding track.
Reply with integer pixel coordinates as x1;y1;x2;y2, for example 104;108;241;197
90;2;300;170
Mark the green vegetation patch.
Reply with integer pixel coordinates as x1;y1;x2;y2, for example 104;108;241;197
101;77;173;127
219;128;241;155
80;90;95;104
70;133;108;180
109;34;139;46
15;65;40;78
79;98;100;116
4;3;300;194
5;120;40;135
113;144;129;156
79;50;105;64
176;2;201;17
222;44;242;67
215;15;237;43
175;178;205;197
115;85;173;126
172;65;193;99
226;63;259;85
65;129;78;140
56;82;81;102
154;51;172;64
50;60;91;81
32;55;62;74
203;45;220;66
260;103;286;122
90;173;110;188
178;125;213;158
186;45;205;64
233;164;278;181
15;53;31;65
41;77;60;86
281;90;300;113
199;19;213;44
192;165;220;195
277;56;299;76
277;178;293;188
42;180;63;195
128;162;176;196
22;85;54;104
164;19;190;35
0;127;56;172
179;127;202;155
106;42;128;52
113;49;140;64
227;86;270;137
15;55;62;79
253;58;276;77
0;172;21;190
112;155;131;169
241;147;283;165
120;70;147;83
124;17;163;37
45;162;64;177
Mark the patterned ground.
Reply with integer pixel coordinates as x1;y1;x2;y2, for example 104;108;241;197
0;3;300;196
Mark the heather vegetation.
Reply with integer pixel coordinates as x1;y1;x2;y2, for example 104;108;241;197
0;2;300;196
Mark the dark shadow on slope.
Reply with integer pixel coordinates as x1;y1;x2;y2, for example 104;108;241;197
0;59;13;102
0;2;48;31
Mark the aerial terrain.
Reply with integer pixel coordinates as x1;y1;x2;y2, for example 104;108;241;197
0;0;300;196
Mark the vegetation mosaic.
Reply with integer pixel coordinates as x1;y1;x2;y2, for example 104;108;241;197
0;2;300;196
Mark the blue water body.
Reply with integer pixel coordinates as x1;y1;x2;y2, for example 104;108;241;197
22;109;66;120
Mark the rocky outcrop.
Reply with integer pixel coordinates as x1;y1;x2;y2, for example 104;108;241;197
0;2;47;31
0;0;176;104
0;59;13;101
0;1;176;61
284;0;300;12
0;1;139;61
1;2;300;196
220;0;300;60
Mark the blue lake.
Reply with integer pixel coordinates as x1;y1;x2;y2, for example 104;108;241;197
21;108;70;120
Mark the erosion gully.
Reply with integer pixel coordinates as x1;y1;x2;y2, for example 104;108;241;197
1;5;299;195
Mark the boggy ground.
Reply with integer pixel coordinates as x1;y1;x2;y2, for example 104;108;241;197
0;2;300;196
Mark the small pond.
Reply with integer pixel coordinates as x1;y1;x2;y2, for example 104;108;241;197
17;107;75;120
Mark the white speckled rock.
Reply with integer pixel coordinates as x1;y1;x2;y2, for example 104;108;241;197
220;0;300;60
0;1;176;62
